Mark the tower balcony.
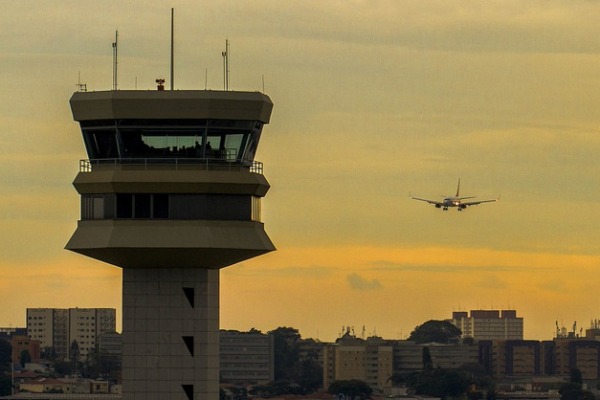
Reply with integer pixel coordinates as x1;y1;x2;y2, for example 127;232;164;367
79;158;264;174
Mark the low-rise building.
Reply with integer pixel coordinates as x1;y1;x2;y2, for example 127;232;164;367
11;335;41;367
219;330;274;385
20;378;72;394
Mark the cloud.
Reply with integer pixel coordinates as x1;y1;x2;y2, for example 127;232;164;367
478;274;508;290
347;273;382;291
369;262;556;274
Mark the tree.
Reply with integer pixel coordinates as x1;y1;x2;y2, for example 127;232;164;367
0;341;11;374
19;350;31;368
328;379;372;400
296;354;323;393
19;350;32;368
408;320;462;344
268;327;301;381
53;361;74;377
84;347;121;381
422;346;433;371
41;346;58;361
70;340;81;376
559;368;595;400
459;362;495;395
0;340;11;396
406;367;470;398
0;374;11;396
570;368;583;385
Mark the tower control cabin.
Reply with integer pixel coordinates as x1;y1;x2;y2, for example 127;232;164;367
66;89;275;400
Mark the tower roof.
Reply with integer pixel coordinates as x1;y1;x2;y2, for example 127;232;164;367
70;90;273;123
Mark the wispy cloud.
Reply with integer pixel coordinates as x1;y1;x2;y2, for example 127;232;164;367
369;262;556;273
347;273;382;291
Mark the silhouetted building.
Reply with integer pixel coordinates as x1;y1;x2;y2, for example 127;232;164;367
479;340;541;379
98;332;122;356
450;309;523;340
392;340;479;376
553;339;600;380
220;330;274;384
0;327;27;342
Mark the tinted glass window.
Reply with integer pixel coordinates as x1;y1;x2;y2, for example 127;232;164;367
116;194;133;218
134;194;151;218
153;194;169;218
84;130;119;159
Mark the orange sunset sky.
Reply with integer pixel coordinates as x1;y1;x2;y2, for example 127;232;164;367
1;1;600;342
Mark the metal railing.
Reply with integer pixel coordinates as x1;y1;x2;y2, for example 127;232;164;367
79;158;264;174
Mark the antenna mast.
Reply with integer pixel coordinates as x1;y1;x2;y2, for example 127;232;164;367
77;71;87;92
112;30;118;91
222;39;229;91
170;8;174;90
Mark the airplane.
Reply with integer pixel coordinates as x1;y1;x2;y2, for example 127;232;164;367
410;179;498;211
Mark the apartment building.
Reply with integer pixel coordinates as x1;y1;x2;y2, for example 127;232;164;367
220;330;275;385
479;340;541;379
323;334;393;393
392;341;479;376
450;310;523;340
551;339;600;380
26;308;116;360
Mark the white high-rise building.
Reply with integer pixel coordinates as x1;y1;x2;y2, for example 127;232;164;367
450;309;523;340
27;308;116;360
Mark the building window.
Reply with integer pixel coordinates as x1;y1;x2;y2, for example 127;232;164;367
81;119;263;165
251;196;261;222
82;193;255;221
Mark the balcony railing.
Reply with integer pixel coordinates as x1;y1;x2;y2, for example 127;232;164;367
79;158;264;175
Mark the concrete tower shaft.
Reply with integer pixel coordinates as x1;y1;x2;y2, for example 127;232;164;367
66;89;275;400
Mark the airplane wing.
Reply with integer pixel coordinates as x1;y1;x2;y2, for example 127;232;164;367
461;199;497;207
410;196;443;207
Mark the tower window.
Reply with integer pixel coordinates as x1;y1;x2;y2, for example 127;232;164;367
251;196;261;222
134;194;151;218
80;119;262;165
82;193;258;221
116;194;133;218
153;194;169;218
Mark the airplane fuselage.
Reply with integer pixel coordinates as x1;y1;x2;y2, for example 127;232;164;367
437;197;468;210
410;179;497;212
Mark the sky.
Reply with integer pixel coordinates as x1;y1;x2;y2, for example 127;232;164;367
1;0;600;342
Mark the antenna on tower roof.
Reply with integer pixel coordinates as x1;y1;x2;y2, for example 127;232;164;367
222;39;230;91
170;8;174;90
112;30;118;91
77;71;87;92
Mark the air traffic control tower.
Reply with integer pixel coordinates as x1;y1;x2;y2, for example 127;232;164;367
66;87;275;400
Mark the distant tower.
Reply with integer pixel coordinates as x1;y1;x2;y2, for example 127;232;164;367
66;88;275;400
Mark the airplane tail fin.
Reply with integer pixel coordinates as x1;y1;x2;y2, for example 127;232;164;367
456;178;461;197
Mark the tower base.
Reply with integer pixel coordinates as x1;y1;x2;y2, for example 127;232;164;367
122;268;219;400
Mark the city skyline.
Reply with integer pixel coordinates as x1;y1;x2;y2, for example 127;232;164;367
1;1;600;343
